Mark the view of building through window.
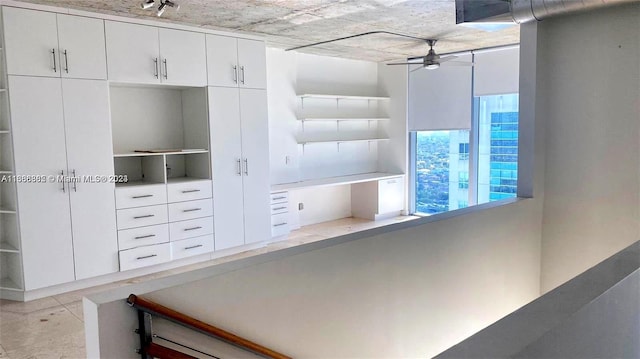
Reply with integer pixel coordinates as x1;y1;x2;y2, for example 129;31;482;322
413;94;519;215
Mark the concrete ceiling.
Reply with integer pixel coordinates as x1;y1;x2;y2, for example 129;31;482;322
16;0;520;62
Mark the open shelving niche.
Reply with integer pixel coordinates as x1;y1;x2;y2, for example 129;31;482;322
0;8;24;292
110;85;211;187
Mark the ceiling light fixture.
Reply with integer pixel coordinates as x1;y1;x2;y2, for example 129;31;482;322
140;0;155;10
141;0;179;17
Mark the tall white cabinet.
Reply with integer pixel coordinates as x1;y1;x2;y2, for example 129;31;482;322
209;87;271;249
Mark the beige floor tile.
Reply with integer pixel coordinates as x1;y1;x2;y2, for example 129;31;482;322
0;297;61;314
0;306;85;359
63;301;83;322
0;344;7;358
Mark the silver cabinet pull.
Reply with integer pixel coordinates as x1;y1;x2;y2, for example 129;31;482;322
134;234;156;239
273;196;286;200
71;169;77;192
184;244;203;250
136;254;157;260
184;226;202;231
273;206;287;211
51;49;57;72
243;158;249;176
236;159;242;176
183;208;201;213
133;214;155;219
60;170;65;192
153;58;159;78
63;50;69;73
181;189;200;193
132;194;153;199
274;222;288;227
233;65;238;84
162;58;168;79
240;65;245;84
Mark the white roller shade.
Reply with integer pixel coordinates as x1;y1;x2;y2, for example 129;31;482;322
474;46;520;96
408;54;473;131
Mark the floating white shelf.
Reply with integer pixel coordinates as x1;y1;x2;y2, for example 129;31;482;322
297;94;390;101
298;117;390;122
114;149;208;158
271;172;404;191
0;241;19;253
0;276;22;291
298;138;389;145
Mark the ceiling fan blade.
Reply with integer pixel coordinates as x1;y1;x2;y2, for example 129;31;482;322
386;62;420;66
439;55;458;63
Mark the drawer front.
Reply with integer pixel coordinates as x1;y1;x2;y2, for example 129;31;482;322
378;176;404;214
168;198;213;222
115;184;167;209
171;234;214;260
270;191;288;204
271;212;290;237
169;216;214;242
119;243;171;271
167;180;212;203
270;203;289;215
118;224;169;251
117;204;168;230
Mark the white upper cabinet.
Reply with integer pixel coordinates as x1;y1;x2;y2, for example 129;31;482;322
206;35;266;89
106;21;206;86
158;29;207;86
105;22;160;84
2;7;106;79
56;15;107;80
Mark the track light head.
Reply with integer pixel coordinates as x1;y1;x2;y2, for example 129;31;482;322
157;3;166;16
140;0;155;10
155;0;179;16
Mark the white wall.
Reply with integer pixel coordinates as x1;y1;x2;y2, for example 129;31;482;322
537;3;640;292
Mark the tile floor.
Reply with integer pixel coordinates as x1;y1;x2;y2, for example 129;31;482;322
0;216;417;358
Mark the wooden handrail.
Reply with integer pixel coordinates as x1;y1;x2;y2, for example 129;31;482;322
145;342;197;359
128;294;292;359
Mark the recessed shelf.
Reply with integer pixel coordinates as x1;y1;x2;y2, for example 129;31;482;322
114;149;208;158
0;276;22;291
298;94;390;101
298;118;390;122
0;241;19;253
298;138;390;145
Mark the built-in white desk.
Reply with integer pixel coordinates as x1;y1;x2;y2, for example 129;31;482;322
270;172;404;192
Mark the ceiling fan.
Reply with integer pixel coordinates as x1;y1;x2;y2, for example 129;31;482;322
386;39;473;71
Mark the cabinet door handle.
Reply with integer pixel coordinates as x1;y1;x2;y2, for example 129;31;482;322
184;226;202;231
273;206;287;211
184;244;203;250
153;58;159;78
183;208;202;213
243;158;248;176
181;189;200;193
134;214;155;219
132;194;153;199
136;254;157;260
273;196;286;200
233;65;238;84
240;65;245;84
134;234;156;239
59;170;65;193
71;169;77;192
162;58;168;79
236;159;242;176
274;222;288;227
51;49;57;73
63;50;69;73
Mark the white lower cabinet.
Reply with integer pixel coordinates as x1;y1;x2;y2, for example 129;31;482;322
116;204;169;230
169;217;214;241
351;176;405;221
118;224;170;251
270;191;290;238
119;243;171;271
171;234;214;260
167;199;213;222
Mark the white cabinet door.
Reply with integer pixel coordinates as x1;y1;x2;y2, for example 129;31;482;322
57;15;107;80
237;39;267;90
105;21;160;84
62;79;118;280
209;87;245;250
8;76;75;290
3;7;59;77
239;89;271;244
206;35;239;87
159;29;207;86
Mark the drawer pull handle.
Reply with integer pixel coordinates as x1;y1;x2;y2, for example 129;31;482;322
134;214;155;219
136;254;157;260
183;208;202;213
274;222;288;227
184;244;203;250
184;226;202;231
273;196;286;200
273;206;287;211
134;234;156;239
182;189;201;193
132;194;153;199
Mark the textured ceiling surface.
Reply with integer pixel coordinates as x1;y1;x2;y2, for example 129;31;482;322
15;0;520;62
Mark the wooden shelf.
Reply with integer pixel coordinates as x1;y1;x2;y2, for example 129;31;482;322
298;118;390;122
0;241;19;253
297;94;390;101
298;138;389;145
271;172;404;191
114;149;208;158
0;276;22;291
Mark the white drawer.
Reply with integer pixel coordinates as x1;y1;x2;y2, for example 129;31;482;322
115;184;167;209
169;216;214;242
270;191;288;204
119;243;171;271
168;198;213;222
116;204;168;230
171;234;214;260
271;212;290;237
270;203;288;215
118;224;169;251
167;180;212;203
